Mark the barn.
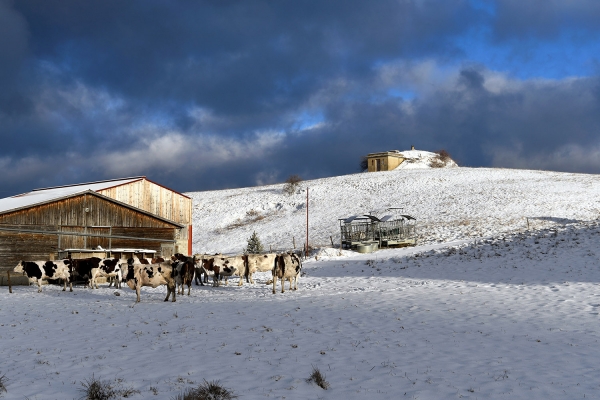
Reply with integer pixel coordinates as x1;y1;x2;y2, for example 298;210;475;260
0;176;192;275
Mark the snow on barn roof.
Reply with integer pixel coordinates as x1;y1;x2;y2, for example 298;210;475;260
0;176;144;215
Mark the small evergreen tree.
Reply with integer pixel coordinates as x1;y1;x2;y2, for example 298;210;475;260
245;231;264;254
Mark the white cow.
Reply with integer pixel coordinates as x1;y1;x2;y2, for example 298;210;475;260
14;260;72;293
245;253;277;284
222;255;248;286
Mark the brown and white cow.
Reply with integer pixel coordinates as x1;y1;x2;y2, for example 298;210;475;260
90;258;124;289
124;261;176;302
201;256;238;287
272;253;302;294
171;253;194;295
14;259;72;292
245;253;277;284
193;253;222;286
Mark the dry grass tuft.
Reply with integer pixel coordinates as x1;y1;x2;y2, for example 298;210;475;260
306;366;330;390
79;376;139;400
172;380;237;400
221;211;266;231
0;372;7;396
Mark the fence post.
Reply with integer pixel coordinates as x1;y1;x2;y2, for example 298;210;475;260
293;237;296;249
7;271;12;294
330;236;334;247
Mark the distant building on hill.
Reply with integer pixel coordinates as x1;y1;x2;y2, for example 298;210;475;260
366;146;456;172
366;145;415;172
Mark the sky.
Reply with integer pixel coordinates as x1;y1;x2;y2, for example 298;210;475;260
1;0;600;196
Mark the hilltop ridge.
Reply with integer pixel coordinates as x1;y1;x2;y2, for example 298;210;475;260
187;167;600;254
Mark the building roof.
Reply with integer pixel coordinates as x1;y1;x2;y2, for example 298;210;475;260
0;189;184;228
0;177;186;228
367;150;405;158
0;177;144;215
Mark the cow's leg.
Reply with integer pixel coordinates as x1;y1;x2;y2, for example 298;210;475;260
238;275;244;286
37;279;42;293
281;276;286;293
136;284;141;302
272;276;277;294
165;282;176;302
294;274;299;290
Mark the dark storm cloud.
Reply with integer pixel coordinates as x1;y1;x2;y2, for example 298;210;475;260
1;0;600;197
493;0;600;40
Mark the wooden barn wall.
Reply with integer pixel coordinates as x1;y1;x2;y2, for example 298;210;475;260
0;195;180;271
97;179;192;225
0;194;178;228
0;225;175;272
0;225;57;273
110;227;175;251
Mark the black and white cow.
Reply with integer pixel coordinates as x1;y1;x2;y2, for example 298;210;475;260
171;253;194;295
124;261;176;302
272;253;302;294
14;259;72;292
68;257;102;288
90;258;124;289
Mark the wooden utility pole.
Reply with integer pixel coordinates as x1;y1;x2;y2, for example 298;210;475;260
306;187;309;258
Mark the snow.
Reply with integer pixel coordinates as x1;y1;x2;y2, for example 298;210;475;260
2;167;600;399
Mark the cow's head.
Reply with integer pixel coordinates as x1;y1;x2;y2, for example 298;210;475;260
14;261;24;273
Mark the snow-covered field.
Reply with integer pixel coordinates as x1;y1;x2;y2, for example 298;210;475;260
2;167;600;399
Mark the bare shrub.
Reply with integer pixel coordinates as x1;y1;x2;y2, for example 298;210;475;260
283;175;302;195
429;149;454;168
306;366;330;390
172;380;237;400
359;156;368;172
435;149;452;162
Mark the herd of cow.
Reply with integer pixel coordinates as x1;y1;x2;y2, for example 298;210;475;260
13;252;302;302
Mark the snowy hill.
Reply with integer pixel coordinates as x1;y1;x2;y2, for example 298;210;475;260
188;167;600;254
3;166;600;399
